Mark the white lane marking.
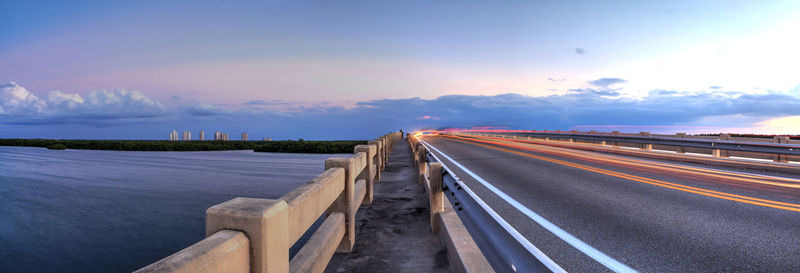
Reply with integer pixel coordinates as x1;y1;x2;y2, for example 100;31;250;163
421;141;567;273
422;139;638;273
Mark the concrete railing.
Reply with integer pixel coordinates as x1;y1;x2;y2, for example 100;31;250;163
407;134;495;273
455;130;800;163
137;132;402;273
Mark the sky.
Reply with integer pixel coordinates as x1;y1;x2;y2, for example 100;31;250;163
2;0;800;139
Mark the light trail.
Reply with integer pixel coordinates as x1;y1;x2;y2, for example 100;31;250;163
421;139;636;273
435;136;800;212
455;134;800;189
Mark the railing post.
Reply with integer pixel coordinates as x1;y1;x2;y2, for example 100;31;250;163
429;162;443;232
368;140;383;181
206;198;289;273
325;157;357;252
382;138;389;170
355;144;376;205
774;136;790;163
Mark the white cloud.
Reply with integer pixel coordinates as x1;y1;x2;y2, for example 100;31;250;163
0;82;46;114
47;90;84;110
0;82;165;123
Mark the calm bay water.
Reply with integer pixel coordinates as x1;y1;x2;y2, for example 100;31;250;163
0;146;338;272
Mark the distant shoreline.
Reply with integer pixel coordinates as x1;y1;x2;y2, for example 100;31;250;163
0;139;367;153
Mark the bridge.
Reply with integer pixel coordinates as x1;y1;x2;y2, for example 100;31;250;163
137;130;800;272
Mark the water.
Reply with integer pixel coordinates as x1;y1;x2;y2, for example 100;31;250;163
0;146;339;273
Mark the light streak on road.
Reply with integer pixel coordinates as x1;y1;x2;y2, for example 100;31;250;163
435;135;800;212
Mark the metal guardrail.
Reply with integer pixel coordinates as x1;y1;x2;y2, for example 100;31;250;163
423;147;557;273
479;132;800;156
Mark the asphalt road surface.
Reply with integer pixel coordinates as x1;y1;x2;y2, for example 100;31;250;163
421;135;800;273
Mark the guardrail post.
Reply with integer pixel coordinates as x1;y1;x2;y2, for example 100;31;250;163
774;136;790;163
206;198;289;273
355;144;376;205
429;162;443;232
611;131;620;147
325;157;357;252
718;134;731;157
675;133;687;153
640;132;652;150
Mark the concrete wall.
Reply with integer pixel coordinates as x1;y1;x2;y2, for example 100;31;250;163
137;132;403;273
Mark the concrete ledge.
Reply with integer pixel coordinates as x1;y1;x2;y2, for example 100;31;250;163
438;201;494;273
282;168;346;245
206;197;289;273
135;230;250;273
354;179;366;211
290;212;346;273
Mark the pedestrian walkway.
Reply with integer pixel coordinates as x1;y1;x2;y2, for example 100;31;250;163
325;139;450;273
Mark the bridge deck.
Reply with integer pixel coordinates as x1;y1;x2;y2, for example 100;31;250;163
324;140;450;273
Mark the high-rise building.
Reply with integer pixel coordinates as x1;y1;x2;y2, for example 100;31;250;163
199;130;205;141
214;131;229;141
182;131;191;141
169;130;179;141
263;137;272;141
241;132;248;141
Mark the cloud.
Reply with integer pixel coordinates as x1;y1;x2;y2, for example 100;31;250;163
574;48;585;54
569;88;620;96
588;78;626;88
244;99;289;106
547;77;566;82
709;86;723;90
184;102;224;116
0;82;46;115
4;81;800;139
0;82;164;124
418;115;440;120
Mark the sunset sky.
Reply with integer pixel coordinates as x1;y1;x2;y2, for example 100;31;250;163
2;1;799;139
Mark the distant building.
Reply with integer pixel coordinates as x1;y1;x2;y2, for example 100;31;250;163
182;131;191;141
199;130;205;141
241;132;248;141
214;131;228;141
263;137;272;141
169;130;179;141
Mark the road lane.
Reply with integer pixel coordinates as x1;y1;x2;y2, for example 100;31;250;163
422;135;800;272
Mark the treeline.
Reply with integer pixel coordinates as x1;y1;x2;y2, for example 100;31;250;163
0;139;366;153
253;140;366;154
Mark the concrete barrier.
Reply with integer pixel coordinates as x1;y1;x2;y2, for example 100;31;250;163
137;132;402;273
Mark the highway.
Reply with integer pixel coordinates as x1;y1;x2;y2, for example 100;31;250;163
420;134;800;272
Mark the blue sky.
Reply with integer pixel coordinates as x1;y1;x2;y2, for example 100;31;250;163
2;1;800;139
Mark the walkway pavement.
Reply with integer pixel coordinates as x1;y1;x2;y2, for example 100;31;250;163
325;139;450;273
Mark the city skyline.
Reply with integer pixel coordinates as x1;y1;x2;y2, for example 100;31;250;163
2;1;800;139
168;130;254;141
